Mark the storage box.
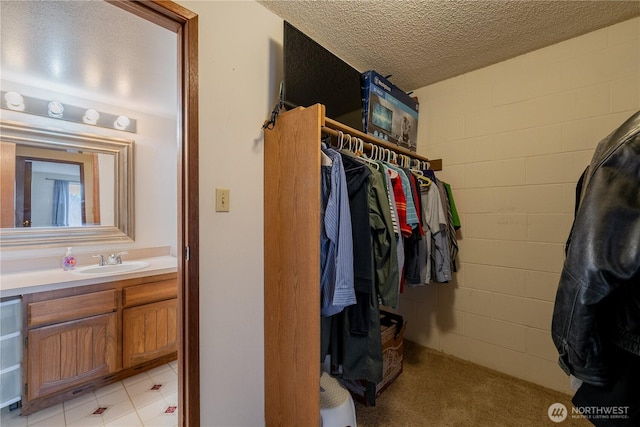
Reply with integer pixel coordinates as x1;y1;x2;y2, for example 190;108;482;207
361;70;419;151
340;311;406;406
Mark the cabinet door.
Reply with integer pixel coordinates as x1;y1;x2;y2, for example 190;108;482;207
123;299;177;368
27;313;117;401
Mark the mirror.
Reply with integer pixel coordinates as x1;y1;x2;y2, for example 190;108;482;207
0;120;134;248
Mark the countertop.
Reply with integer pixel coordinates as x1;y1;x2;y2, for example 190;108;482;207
0;255;178;298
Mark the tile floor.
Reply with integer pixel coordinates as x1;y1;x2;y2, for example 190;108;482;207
0;361;178;427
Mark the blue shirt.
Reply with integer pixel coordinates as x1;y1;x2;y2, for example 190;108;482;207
320;146;356;316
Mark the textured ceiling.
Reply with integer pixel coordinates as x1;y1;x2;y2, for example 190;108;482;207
1;1;639;114
259;0;640;92
0;0;177;116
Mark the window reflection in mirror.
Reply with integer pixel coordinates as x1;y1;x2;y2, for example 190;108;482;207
13;148;105;228
16;158;84;228
0;120;132;248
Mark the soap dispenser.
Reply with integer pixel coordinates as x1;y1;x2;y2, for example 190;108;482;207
61;247;77;271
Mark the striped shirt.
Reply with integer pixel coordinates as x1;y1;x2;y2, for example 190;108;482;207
320;146;356;316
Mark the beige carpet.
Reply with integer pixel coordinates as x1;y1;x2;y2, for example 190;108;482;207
354;340;591;427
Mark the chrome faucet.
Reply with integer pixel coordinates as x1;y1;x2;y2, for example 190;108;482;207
93;251;128;266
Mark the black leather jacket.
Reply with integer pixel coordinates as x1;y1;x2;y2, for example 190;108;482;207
552;111;640;387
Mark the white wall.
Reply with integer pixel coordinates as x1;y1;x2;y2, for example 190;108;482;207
399;17;640;394
177;1;281;425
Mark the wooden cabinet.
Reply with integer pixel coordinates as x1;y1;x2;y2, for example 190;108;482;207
21;273;177;415
27;313;117;401
122;280;178;368
25;289;118;402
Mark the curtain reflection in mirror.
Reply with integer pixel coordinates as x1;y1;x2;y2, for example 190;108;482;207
52;179;69;226
51;179;83;227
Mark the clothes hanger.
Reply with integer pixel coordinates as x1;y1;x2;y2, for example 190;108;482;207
320;131;334;166
386;151;399;178
370;144;378;161
355;137;364;157
337;131;345;150
386;149;394;164
410;158;432;187
355;137;379;170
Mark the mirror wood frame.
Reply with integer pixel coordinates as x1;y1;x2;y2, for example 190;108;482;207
0;120;134;247
107;1;200;426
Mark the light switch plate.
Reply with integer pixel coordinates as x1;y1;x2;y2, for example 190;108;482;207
216;188;230;212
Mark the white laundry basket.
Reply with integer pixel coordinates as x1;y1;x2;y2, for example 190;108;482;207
320;372;357;427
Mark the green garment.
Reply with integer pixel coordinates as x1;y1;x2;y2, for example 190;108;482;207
444;182;461;229
367;164;399;309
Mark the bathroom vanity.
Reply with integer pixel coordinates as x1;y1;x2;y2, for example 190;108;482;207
0;255;178;415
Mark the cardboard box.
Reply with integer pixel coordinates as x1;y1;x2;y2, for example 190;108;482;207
340;311;406;406
361;70;419;151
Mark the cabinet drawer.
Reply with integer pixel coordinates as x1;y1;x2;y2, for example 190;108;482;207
123;279;177;307
0;365;21;408
0;298;21;335
28;289;117;328
0;332;21;370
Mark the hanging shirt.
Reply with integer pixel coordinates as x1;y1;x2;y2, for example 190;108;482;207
389;171;411;238
367;164;399;309
444;182;461;229
387;164;419;230
320;146;356;316
378;162;405;298
441;181;460;272
403;170;425;237
422;179;452;283
340;152;374;335
378;163;399;236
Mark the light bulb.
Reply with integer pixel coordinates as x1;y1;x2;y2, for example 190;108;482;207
114;115;130;130
4;91;24;111
48;101;64;118
83;109;100;125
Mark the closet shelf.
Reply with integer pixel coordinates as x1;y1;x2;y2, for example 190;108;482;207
322;115;442;171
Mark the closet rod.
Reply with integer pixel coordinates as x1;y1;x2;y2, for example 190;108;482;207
322;117;442;171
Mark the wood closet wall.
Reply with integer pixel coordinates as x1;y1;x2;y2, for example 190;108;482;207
265;104;322;426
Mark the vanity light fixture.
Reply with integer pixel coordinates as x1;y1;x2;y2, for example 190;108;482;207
48;101;64;118
0;91;137;133
4;91;25;111
83;108;100;125
114;115;130;130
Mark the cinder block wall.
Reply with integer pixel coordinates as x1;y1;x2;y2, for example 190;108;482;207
399;17;640;394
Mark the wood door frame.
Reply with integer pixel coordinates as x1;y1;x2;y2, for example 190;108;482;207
108;1;199;425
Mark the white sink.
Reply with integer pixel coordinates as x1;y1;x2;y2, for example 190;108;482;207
72;261;150;276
